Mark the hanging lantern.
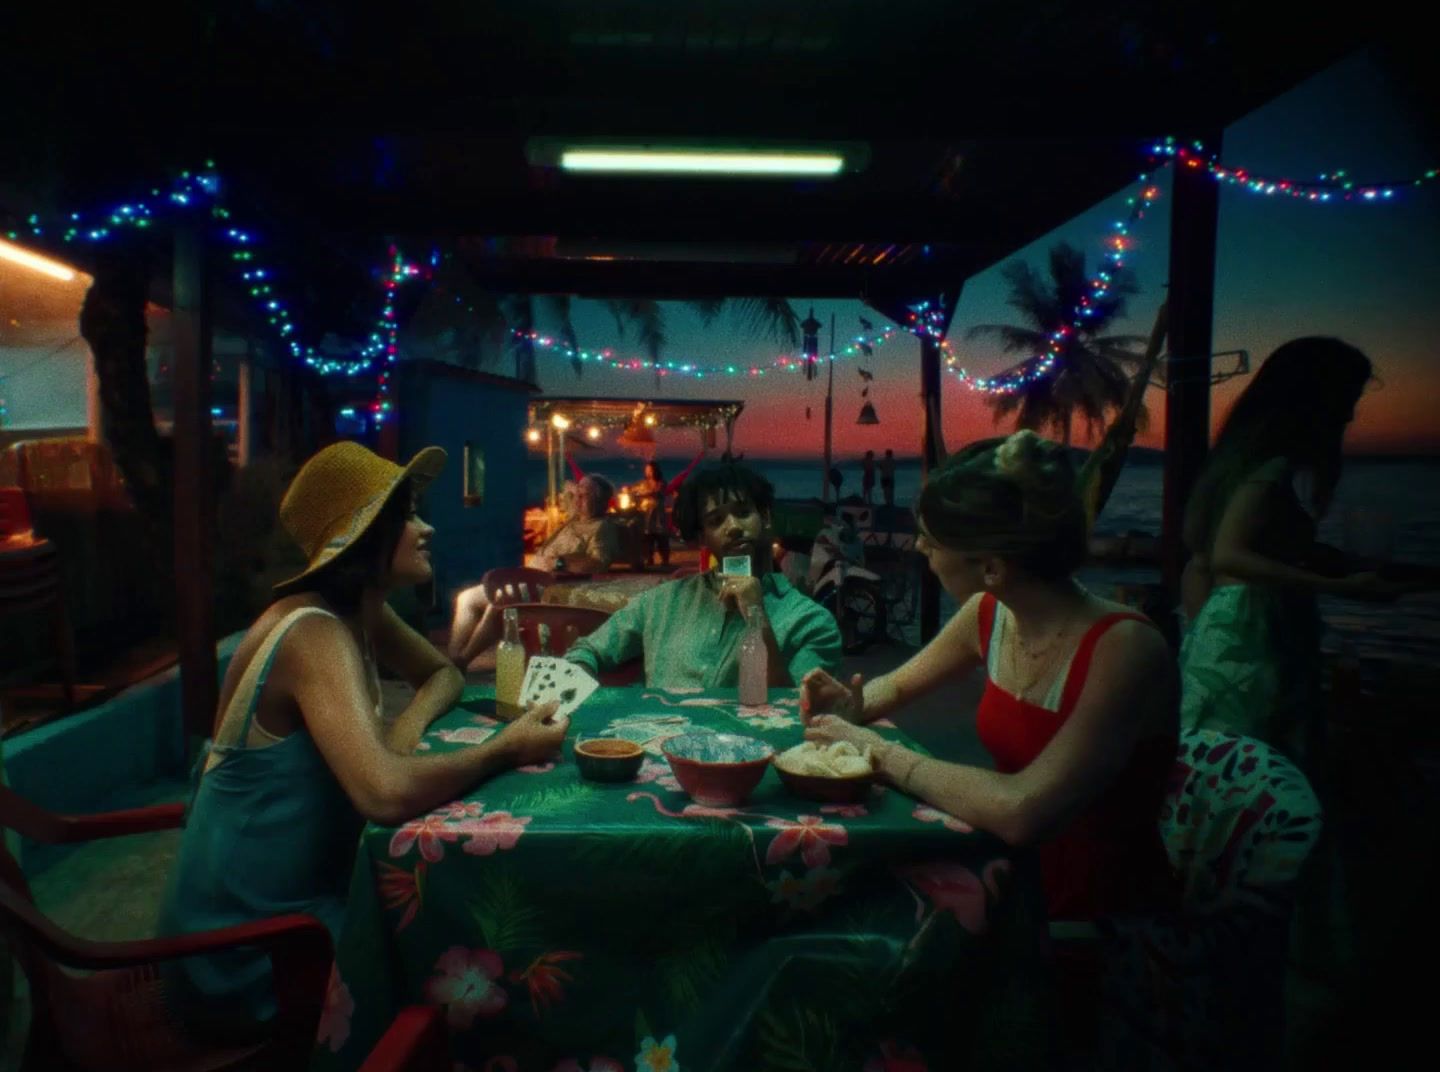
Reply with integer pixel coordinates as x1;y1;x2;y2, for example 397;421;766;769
857;401;880;425
801;307;821;381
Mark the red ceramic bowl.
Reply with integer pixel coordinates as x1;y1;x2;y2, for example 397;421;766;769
661;732;774;806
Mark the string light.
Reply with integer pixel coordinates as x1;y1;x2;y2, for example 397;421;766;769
1149;137;1438;202
512;324;901;380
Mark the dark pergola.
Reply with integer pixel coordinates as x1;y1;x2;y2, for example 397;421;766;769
3;2;1405;739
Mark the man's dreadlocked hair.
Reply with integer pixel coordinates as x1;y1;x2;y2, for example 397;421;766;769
671;463;775;541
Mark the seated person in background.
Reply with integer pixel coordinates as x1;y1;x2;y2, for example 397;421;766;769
800;431;1178;922
565;463;843;690
531;474;621;573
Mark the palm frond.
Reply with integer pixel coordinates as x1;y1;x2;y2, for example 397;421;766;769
963;323;1048;354
725;297;802;348
686;297;727;326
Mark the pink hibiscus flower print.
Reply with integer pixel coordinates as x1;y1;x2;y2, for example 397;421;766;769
389;811;461;862
636;757;682;791
454;810;532;856
765;815;849;868
425;946;509;1030
820;803;869;818
517;760;557;774
315;965;353;1052
911;804;973;834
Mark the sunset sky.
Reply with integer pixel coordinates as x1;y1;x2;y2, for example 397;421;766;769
530;50;1440;459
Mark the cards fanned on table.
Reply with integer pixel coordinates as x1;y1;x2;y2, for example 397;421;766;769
518;656;599;720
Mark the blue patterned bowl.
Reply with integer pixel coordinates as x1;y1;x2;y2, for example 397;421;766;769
661;733;774;806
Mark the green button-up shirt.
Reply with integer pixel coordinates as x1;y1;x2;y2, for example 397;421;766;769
565;572;843;690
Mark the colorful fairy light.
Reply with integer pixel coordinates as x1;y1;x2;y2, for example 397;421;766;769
511;324;901;381
5;141;1432;413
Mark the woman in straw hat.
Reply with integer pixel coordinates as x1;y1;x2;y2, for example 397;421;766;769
157;440;567;1040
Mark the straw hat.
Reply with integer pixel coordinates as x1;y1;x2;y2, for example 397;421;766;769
274;441;446;590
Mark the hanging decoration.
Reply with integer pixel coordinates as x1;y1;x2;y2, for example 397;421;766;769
801;308;822;381
1150;137;1439;202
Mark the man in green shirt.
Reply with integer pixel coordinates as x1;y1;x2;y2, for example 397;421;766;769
566;464;843;690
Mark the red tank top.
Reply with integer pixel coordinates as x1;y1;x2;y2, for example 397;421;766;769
975;593;1178;920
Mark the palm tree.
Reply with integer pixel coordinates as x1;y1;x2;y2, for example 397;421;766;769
965;242;1147;446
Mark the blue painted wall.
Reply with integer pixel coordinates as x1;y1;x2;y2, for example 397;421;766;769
396;361;534;603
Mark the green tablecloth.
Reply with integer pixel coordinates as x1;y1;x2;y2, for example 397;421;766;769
315;687;1046;1072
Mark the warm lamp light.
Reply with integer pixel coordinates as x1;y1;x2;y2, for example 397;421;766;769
587;425;602;440
551;414;571;430
0;237;77;282
526;428;542;443
643;413;657;427
618;492;633;510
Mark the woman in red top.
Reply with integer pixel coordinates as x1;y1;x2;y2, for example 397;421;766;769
800;430;1177;919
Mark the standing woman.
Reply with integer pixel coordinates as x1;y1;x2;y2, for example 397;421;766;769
636;460;671;568
159;441;567;1040
1179;337;1422;755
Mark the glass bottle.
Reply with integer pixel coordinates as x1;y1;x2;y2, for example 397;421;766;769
738;604;768;706
496;608;526;718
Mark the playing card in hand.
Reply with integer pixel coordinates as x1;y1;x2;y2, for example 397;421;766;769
722;555;752;577
518;656;599;719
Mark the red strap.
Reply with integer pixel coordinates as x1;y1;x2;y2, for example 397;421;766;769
977;593;997;661
1058;611;1153;714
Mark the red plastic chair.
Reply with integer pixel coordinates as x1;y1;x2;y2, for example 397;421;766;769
480;567;556;607
509;603;642;687
0;486;36;541
0;785;448;1071
357;1005;449;1072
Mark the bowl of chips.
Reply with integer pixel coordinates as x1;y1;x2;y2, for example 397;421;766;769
773;741;876;803
661;732;774;806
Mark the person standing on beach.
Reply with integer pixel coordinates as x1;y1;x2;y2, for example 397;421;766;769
862;450;876;506
879;449;897;508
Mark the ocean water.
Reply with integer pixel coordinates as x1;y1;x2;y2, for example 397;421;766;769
529;455;1440;663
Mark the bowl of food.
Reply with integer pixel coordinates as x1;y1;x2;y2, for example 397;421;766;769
773;741;876;803
660;732;774;806
573;737;646;782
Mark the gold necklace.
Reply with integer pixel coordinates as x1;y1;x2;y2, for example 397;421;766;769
1003;613;1071;701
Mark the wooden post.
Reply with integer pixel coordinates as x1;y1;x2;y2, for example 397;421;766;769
172;223;217;745
1162;136;1222;595
85;355;104;443
821;314;836;504
917;288;961;642
236;348;253;467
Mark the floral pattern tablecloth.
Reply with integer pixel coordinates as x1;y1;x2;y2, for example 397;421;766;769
313;687;1046;1072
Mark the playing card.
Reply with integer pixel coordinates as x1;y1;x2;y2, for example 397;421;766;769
519;655;599;719
722;555;752;577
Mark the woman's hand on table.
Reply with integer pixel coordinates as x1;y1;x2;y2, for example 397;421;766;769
799;669;864;724
498;702;569;766
803;715;888;760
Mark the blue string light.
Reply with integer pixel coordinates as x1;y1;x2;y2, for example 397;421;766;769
512;325;902;380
